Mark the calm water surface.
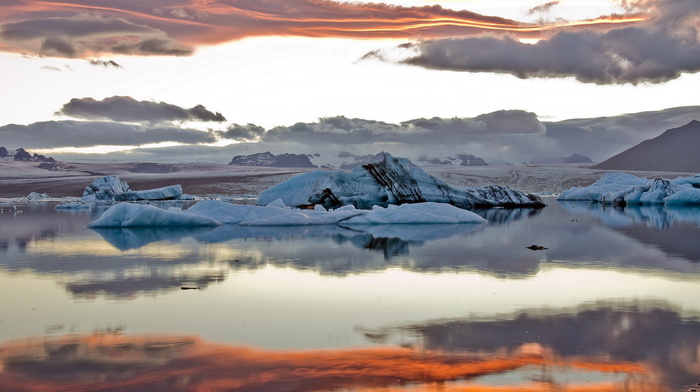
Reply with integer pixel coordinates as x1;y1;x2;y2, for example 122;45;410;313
0;198;699;391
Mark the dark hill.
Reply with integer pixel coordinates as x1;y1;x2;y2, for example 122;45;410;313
595;120;700;172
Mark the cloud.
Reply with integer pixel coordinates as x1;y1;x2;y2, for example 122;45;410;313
57;96;226;123
262;110;545;146
220;106;700;164
0;120;217;149
220;123;266;141
0;0;644;58
543;105;700;160
527;1;561;15
0;332;653;392
88;59;122;68
0;13;191;57
222;111;562;164
390;0;700;84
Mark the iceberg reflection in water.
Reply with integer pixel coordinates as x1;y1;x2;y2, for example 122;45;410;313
0;199;698;391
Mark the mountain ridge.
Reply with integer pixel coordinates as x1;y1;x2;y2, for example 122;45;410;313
595;120;700;172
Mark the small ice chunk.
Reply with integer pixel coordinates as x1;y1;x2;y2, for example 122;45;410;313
26;192;50;200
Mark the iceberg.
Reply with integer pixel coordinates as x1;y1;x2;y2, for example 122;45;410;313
56;201;92;210
82;175;189;202
558;173;700;206
88;200;487;228
82;175;130;201
87;203;221;228
26;192;50;200
257;153;544;209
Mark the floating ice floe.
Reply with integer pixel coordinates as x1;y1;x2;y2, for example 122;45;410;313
88;199;487;227
82;175;193;202
558;173;700;206
256;153;544;209
87;203;221;228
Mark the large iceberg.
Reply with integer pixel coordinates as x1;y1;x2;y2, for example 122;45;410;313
82;175;190;202
256;153;545;209
88;200;487;227
558;173;700;206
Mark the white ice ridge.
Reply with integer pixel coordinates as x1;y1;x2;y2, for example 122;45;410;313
558;173;700;205
256;152;545;209
87;200;487;227
82;175;192;202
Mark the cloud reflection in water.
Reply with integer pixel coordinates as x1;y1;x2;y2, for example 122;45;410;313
0;331;660;392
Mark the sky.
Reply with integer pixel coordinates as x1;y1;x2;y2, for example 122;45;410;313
1;0;700;164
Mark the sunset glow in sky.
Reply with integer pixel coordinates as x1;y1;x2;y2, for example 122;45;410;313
1;0;699;162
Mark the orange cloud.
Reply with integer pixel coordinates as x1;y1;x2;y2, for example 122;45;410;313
0;0;646;57
0;333;659;392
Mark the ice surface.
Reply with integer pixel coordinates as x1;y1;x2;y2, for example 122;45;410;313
87;203;221;227
257;153;544;209
189;200;486;226
120;185;185;201
82;175;187;202
91;200;487;228
341;203;488;225
558;173;700;205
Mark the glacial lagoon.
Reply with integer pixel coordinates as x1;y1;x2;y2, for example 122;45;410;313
0;198;699;391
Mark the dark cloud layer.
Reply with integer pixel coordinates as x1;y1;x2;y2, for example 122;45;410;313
57;96;226;123
221;123;266;141
0;120;216;148
0;0;641;59
0;13;191;57
397;0;700;84
260;110;545;146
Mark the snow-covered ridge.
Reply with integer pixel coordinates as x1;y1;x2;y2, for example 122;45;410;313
87;200;488;227
0;146;55;163
558;172;700;205
257;153;545;209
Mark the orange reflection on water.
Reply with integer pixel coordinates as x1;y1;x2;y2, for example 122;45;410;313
0;333;659;392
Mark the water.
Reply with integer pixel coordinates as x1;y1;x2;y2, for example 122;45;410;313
0;198;699;391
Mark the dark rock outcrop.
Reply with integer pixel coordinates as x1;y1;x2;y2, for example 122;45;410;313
0;147;55;163
228;152;317;168
457;154;488;166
